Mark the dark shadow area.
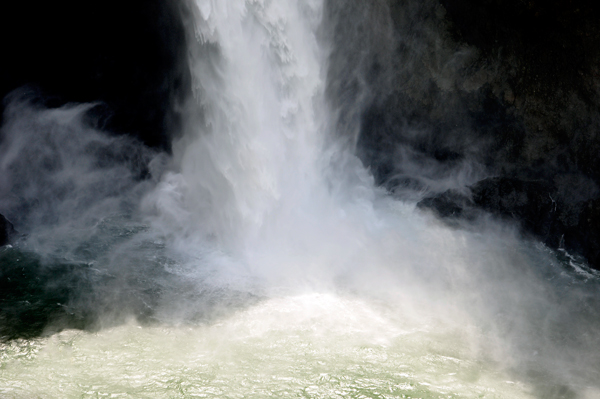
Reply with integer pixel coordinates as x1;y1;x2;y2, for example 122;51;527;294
0;0;190;150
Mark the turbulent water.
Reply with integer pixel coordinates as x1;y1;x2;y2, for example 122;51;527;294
2;0;600;398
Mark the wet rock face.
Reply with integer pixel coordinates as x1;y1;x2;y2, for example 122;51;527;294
439;0;600;268
439;0;600;181
0;214;15;246
419;177;600;269
350;0;600;268
359;0;600;185
470;178;557;238
0;0;189;150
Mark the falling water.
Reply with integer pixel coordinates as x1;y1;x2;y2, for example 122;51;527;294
2;0;600;398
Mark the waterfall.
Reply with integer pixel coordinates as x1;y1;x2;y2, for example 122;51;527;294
159;0;330;249
144;0;385;291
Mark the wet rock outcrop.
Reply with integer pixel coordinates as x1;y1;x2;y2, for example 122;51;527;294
348;0;600;268
419;177;600;269
439;0;600;182
0;214;15;246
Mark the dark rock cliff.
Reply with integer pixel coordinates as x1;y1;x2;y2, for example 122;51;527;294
343;0;600;268
0;214;15;246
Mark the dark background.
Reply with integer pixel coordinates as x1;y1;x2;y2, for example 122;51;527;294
0;0;188;150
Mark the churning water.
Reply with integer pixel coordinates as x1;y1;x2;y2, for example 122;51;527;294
1;0;600;398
